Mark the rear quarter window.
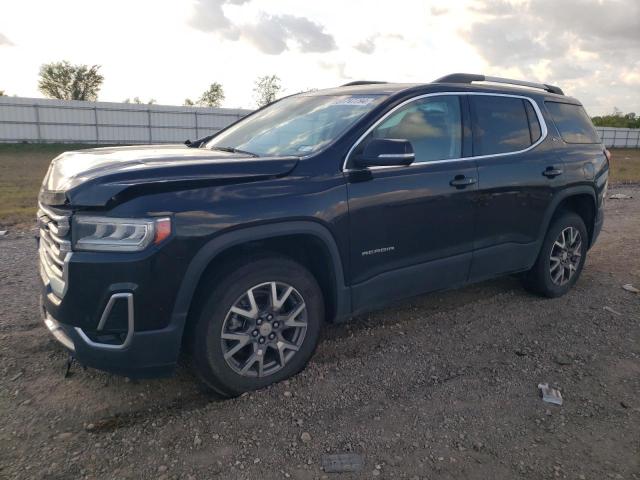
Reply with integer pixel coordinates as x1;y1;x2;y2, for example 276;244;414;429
545;101;600;144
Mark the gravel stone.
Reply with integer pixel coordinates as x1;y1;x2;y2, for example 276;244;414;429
1;185;639;479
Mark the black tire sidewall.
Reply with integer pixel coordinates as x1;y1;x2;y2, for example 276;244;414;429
531;212;588;297
191;257;323;396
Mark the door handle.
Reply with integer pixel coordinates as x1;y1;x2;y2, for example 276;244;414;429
449;175;477;189
542;166;563;178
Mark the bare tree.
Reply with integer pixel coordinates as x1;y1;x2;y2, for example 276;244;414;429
254;75;282;108
38;61;104;101
198;83;225;107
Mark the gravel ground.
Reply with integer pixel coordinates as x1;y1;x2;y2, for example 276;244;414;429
1;186;639;480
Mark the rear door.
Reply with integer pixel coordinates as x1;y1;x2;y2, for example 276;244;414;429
469;94;562;281
345;94;478;311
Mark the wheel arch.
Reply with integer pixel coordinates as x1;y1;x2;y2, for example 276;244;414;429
538;186;598;248
171;221;351;345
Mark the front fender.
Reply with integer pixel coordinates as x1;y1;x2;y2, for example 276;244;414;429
169;220;351;341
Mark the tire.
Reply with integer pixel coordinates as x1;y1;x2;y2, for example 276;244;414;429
189;255;324;398
523;211;588;298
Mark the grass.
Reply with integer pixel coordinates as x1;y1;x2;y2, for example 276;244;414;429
609;148;640;184
0;144;110;227
0;144;639;228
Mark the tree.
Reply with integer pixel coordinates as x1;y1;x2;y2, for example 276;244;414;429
591;109;640;128
123;97;156;105
253;75;282;108
0;89;5;96
38;61;103;101
183;98;195;106
198;83;225;107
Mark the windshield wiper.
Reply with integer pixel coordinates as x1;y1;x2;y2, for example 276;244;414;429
211;146;259;157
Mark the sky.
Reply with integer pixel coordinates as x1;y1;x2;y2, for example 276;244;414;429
0;0;638;115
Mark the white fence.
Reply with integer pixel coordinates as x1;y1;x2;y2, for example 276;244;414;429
0;96;251;144
594;127;640;148
1;96;638;148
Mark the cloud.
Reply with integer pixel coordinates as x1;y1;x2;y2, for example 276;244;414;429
189;0;336;54
319;60;350;80
429;6;449;16
467;0;640;67
353;33;405;55
0;33;13;46
354;38;376;54
266;14;336;53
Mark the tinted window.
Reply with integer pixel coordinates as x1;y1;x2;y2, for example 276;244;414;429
471;96;533;155
545;102;600;144
524;101;542;142
358;95;462;163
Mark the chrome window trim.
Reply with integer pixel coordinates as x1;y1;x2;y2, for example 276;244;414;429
75;292;134;350
342;91;548;172
377;153;415;159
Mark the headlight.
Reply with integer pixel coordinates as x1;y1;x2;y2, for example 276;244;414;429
72;216;171;252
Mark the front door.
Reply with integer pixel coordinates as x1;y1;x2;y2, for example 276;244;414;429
344;94;478;312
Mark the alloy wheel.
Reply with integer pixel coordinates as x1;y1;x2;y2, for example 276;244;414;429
549;226;582;286
220;281;307;377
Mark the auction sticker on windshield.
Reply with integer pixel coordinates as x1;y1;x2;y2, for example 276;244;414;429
330;97;378;106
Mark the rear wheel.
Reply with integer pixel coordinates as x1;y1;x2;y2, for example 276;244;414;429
189;255;323;397
523;211;588;297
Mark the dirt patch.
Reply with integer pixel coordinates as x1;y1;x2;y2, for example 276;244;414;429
0;186;639;479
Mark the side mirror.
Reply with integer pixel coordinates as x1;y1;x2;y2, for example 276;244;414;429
353;138;415;168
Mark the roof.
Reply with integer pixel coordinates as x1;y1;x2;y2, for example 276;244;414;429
304;76;579;104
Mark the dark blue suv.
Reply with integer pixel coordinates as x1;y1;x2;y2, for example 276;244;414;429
38;74;608;397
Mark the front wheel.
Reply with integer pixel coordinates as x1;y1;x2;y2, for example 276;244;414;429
189;256;323;397
523;211;588;298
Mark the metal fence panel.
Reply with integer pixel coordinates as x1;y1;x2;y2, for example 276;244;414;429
40;124;96;142
2;104;37;122
0;96;250;144
99;126;155;143
0;122;38;141
98;108;149;126
594;127;640;148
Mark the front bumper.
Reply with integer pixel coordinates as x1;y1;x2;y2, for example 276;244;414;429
38;231;189;378
41;302;182;378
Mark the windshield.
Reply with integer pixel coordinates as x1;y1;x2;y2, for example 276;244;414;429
206;94;388;157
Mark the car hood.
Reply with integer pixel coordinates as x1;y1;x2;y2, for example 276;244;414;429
39;144;299;207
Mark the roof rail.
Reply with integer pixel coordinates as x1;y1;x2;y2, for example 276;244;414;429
341;81;388;86
433;73;564;95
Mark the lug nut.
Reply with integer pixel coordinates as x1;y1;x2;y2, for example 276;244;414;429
252;329;259;337
266;314;273;321
272;321;280;328
268;333;276;340
256;318;263;325
259;337;265;344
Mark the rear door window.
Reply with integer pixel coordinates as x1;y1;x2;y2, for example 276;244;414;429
470;96;536;156
545;101;600;144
